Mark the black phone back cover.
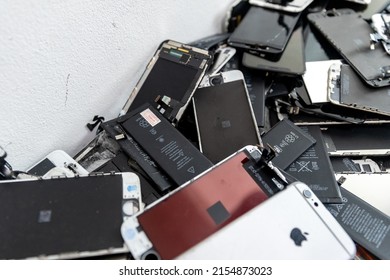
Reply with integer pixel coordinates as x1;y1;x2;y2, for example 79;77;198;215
193;80;260;163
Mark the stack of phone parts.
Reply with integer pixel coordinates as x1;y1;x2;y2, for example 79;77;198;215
193;70;262;163
328;63;390;117
121;40;212;122
0;173;141;259
121;146;289;260
308;9;390;87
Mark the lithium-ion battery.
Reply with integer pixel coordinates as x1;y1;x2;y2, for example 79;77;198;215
121;104;213;186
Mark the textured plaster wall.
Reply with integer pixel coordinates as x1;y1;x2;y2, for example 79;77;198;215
0;0;234;170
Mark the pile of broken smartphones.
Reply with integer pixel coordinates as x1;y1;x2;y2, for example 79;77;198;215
2;0;390;260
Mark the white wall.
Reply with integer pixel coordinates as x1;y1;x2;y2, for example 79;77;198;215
0;0;235;170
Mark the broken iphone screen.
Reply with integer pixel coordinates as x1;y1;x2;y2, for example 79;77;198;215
228;6;301;54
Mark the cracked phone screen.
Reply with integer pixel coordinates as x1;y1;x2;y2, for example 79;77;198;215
228;6;301;53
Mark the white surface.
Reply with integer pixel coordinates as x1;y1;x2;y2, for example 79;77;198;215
0;0;234;170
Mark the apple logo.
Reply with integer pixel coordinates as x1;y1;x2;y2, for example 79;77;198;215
290;228;309;246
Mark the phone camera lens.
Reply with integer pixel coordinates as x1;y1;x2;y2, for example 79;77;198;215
303;189;312;198
210;76;223;85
